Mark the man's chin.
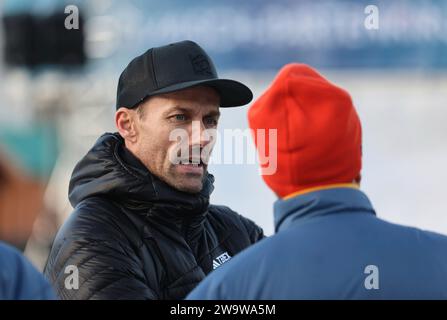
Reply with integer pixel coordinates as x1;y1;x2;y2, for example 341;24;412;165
167;175;203;193
175;183;203;194
165;167;208;194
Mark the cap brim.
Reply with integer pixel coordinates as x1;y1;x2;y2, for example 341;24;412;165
149;78;253;107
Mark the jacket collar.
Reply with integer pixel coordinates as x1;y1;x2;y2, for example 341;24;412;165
274;187;376;233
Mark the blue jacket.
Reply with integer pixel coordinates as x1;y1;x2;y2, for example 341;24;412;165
0;242;55;300
187;187;447;299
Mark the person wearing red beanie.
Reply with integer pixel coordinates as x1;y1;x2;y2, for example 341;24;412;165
248;63;362;199
187;63;447;300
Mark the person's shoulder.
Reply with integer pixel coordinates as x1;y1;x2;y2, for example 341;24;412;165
373;217;447;256
0;241;19;257
46;196;139;275
374;216;447;241
208;204;244;225
208;204;264;242
0;242;55;300
0;242;26;271
44;197;143;295
57;196;133;243
411;226;447;250
0;242;34;275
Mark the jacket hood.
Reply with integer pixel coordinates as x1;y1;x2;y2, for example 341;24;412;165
68;132;214;217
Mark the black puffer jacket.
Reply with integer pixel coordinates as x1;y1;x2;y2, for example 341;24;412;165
44;133;264;300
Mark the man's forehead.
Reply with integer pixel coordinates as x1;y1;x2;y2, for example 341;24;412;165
165;103;220;116
162;86;220;103
140;86;221;116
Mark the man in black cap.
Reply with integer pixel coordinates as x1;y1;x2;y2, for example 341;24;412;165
44;40;264;300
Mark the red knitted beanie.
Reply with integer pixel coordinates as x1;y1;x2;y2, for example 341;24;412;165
248;64;362;198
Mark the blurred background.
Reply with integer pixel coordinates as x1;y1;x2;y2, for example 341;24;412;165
0;0;446;270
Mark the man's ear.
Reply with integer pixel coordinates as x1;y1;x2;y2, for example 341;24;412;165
115;107;138;143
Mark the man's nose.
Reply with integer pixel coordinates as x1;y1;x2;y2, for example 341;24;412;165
190;120;210;148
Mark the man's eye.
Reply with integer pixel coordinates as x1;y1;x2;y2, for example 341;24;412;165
205;117;218;126
173;114;186;121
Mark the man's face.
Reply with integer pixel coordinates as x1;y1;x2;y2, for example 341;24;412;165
121;86;220;193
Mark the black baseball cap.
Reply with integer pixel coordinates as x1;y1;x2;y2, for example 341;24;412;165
116;40;253;109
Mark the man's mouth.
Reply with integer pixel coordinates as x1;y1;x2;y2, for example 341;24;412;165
176;158;205;174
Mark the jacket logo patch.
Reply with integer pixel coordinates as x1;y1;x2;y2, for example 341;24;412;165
212;252;232;270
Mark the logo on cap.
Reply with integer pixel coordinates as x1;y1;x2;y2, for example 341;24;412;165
190;54;213;76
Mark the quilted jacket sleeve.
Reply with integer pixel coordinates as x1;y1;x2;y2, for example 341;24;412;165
44;202;158;300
